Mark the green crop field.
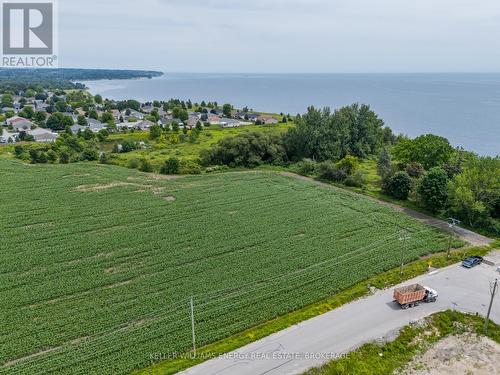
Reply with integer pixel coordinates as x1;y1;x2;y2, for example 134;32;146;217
0;159;449;374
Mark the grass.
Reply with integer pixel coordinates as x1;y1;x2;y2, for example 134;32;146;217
0;158;451;375
303;310;500;375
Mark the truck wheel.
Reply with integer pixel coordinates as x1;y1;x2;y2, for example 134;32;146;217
402;304;409;309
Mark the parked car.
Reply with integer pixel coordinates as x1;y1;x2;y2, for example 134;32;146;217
462;256;483;268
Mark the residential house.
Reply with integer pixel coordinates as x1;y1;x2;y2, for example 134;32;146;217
136;120;155;131
220;118;240;128
258;116;279;124
6;116;27;126
207;114;221;125
123;109;145;120
12;120;35;132
87;119;106;133
70;125;88;134
27;128;58;143
0;131;18;143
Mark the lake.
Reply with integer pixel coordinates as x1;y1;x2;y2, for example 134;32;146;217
84;73;500;156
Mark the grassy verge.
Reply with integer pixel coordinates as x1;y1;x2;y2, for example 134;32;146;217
135;243;496;375
303;310;500;375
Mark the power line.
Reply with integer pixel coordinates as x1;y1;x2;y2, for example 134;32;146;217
484;279;498;333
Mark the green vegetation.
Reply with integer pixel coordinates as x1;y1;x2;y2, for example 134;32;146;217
1;159;449;374
139;243;492;375
303;310;500;375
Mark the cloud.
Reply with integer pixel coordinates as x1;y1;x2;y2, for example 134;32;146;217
59;0;500;72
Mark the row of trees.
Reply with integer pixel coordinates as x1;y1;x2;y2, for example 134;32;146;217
378;135;499;234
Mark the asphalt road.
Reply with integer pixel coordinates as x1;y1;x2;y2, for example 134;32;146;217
181;251;500;375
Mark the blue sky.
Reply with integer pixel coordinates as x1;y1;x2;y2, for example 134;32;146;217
60;0;500;73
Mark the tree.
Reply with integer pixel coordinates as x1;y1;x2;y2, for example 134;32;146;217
100;112;113;124
223;103;232;118
94;94;103;104
161;157;180;174
33;111;47;125
77;115;88;126
377;149;392;179
392;134;453;170
97;129;109;142
149;125;161;140
19;106;34;119
448;156;500;229
284;104;390;162
384;171;412;200
46;112;65;131
418;168;449;212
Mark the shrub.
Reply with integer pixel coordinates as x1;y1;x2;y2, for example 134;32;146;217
345;171;367;188
139;159;154;173
127;158;140;169
336;155;358;175
406;162;424;178
181;160;202;175
318;162;347;182
384;171;412;200
160;157;180;174
296;158;317;176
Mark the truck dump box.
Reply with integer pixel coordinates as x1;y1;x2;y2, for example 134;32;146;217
393;284;426;306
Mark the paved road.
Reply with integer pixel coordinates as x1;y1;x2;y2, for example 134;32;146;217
280;172;492;247
181;251;500;375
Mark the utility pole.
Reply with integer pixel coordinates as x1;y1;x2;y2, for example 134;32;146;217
484;279;498;333
190;296;196;356
447;218;460;258
399;230;410;277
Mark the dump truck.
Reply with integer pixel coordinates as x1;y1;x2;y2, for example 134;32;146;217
393;284;438;309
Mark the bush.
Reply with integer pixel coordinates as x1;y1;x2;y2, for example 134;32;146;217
296;158;317;176
384;171;412;200
99;152;109;164
201;132;287;168
139;159;153;173
160;157;180;174
181;160;202;175
318;162;347;182
127;158;140;169
345;171;367;188
336;155;358;175
406;162;424;178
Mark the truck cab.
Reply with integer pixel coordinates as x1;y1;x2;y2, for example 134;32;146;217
423;286;438;302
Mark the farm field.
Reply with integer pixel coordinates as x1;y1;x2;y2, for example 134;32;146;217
0;159;449;374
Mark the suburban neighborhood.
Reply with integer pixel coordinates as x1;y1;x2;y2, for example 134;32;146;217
0;89;284;145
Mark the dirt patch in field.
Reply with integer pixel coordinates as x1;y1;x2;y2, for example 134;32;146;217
128;174;184;181
402;333;500;375
21;221;55;230
63;173;91;178
164;196;176;202
73;182;149;192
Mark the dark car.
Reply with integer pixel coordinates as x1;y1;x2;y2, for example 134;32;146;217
462;256;483;268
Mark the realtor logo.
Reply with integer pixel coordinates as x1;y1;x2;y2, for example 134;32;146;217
3;2;53;54
1;0;57;66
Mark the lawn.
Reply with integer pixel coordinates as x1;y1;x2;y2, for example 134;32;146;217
0;158;449;374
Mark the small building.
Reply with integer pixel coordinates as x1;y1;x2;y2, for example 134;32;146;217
27;128;58;143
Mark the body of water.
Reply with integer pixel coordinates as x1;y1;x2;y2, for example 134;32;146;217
84;73;500;156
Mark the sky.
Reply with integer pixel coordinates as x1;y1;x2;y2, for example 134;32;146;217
59;0;500;73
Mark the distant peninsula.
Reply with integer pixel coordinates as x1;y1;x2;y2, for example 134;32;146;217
0;68;163;91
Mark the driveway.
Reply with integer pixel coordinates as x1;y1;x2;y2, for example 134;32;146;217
181;251;500;375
